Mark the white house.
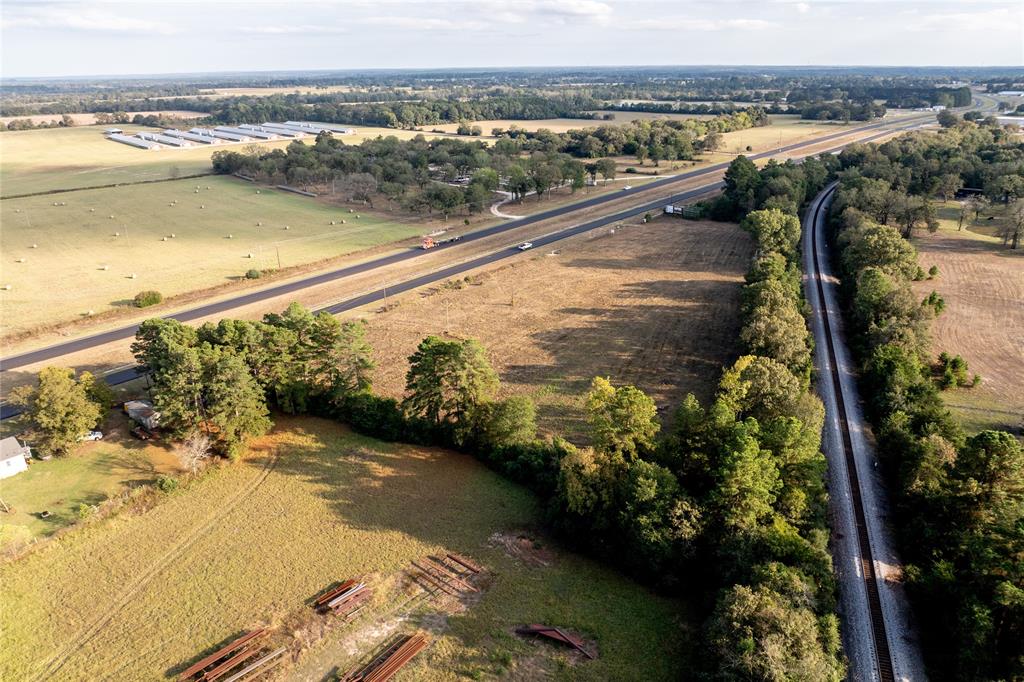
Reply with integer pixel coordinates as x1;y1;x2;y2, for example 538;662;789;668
0;437;31;479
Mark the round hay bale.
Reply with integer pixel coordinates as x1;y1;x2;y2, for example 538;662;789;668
356;214;361;219
284;225;290;230
330;221;335;225
61;202;66;206
256;190;261;194
16;258;26;263
170;233;175;238
200;205;205;209
341;219;346;224
53;202;58;206
109;215;115;219
206;186;211;190
14;209;20;213
349;208;354;213
129;273;137;279
101;265;109;271
114;232;120;237
162;237;167;241
30;244;37;249
90;208;95;212
228;234;233;239
86;310;94;316
257;222;262;226
247;253;254;258
2;285;11;291
195;190;200;194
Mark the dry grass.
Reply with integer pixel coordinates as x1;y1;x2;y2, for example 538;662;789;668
356;216;752;439
0;111;207;126
0;176;425;336
0;417;687;681
911;203;1024;435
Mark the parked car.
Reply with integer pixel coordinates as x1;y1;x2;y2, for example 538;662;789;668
80;430;103;442
131;426;153;441
517;242;533;251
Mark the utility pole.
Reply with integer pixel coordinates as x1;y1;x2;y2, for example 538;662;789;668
276;246;282;270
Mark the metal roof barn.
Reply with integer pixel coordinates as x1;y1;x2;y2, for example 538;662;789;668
285;121;355;134
238;123;302;138
138;132;193;147
107;133;161;150
191;127;252;142
216;125;277;140
253;123;310;137
163;129;220;144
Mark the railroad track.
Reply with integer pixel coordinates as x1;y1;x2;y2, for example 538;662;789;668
807;185;896;682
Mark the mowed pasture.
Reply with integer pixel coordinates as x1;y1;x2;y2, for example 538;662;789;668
0;124;455;196
357;217;753;439
0;175;422;335
911;203;1024;435
0;417;687;681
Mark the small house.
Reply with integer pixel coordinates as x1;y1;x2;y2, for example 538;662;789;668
124;400;160;430
0;437;31;479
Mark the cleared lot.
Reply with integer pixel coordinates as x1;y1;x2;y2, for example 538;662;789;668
912;206;1024;435
358;216;753;438
0;417;687;681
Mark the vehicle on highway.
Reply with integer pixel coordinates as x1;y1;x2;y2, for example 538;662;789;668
80;430;103;442
622;185;632;190
517;242;533;251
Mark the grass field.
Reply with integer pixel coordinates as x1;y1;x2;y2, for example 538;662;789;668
356;216;752;440
0;124;453;196
911;202;1024;435
0;175;424;335
0;417;688;681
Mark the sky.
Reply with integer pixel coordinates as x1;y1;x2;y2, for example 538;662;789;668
1;0;1022;78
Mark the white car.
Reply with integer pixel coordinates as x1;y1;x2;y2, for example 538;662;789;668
622;185;632;190
517;242;533;251
80;430;103;442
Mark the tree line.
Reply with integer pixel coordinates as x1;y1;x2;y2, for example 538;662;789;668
210;114;760;216
828;125;1024;679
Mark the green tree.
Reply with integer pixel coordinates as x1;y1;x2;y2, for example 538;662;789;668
203;349;272;458
403;336;498;425
473;396;537;447
9;367;104;457
708;584;844;681
585;377;660;462
741;208;802;257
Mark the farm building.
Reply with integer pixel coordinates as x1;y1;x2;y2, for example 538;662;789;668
238;123;303;138
285;121;355;134
248;123;308;137
215;125;277;140
189;127;251;142
162;129;220;144
107;133;161;150
124;400;160;430
0;437;31;479
138;132;193;147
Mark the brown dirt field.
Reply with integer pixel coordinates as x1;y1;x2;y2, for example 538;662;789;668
357;217;753;439
911;226;1024;435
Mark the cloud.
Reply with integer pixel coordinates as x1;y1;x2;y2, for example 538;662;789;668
795;2;810;13
359;16;492;31
908;6;1023;34
238;24;348;35
1;6;177;34
620;16;780;31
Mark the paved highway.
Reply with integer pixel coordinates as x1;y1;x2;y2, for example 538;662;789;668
0;113;932;419
804;185;925;681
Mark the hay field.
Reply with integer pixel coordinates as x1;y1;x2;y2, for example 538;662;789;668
357;217;753;439
0;417;687;681
0;111;207;127
0;124;450;196
911;203;1024;435
0;176;423;335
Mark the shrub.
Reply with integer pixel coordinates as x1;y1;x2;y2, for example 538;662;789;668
245;268;262;279
156;475;180;493
928;265;939;278
625;167;638;174
133;290;163;308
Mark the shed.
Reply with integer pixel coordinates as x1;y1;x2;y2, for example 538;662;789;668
124;400;161;430
0;437;31;479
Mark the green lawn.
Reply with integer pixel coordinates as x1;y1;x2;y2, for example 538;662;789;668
0;417;688;681
0;175;423;334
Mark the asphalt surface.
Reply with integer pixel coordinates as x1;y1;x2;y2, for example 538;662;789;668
804;186;926;681
0;113;932;420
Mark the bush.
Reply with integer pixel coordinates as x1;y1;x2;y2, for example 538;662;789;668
928;265;939;278
245;269;262;279
156;475;180;493
133;290;163;308
625;167;638;174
